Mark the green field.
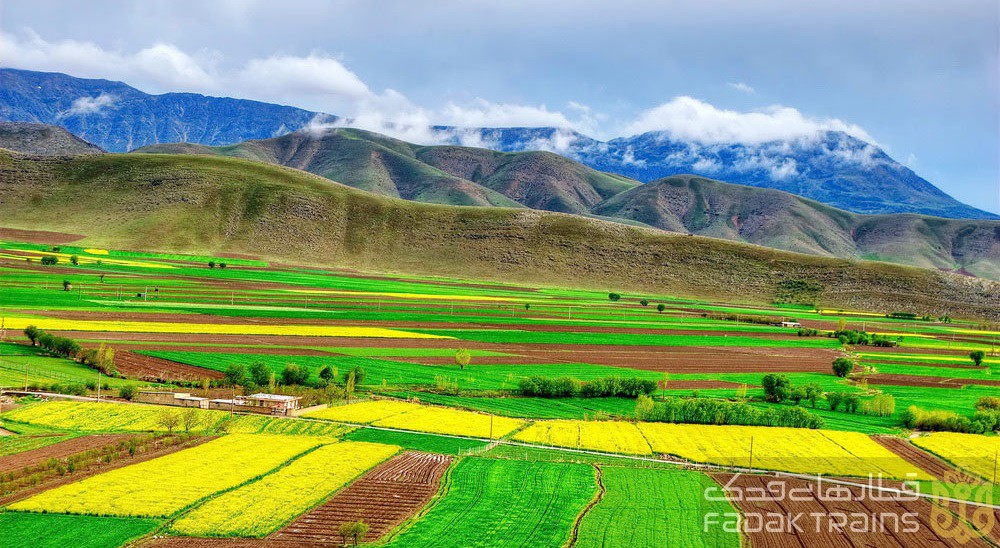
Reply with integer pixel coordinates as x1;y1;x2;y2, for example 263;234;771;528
576;467;740;548
0;512;159;548
387;458;597;547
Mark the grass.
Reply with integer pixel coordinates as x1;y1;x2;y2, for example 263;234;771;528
342;427;489;454
575;467;740;548
0;512;160;548
387;458;597;547
384;392;639;419
0;433;77;456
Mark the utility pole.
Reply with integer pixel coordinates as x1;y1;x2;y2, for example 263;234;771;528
230;387;236;418
489;414;494;441
97;370;101;401
231;291;234;305
748;436;755;471
568;306;572;320
993;450;998;485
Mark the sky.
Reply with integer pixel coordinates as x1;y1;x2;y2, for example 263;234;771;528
1;0;998;212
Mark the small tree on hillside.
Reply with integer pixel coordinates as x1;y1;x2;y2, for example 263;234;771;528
319;365;336;384
804;383;823;408
656;304;666;314
208;261;215;269
248;361;273;387
789;387;806;406
70;255;79;266
640;299;649;307
40;255;58;265
338;520;369;547
971;350;986;367
182;408;201;432
218;262;227;269
832;357;854;378
455;348;471;370
608;293;621;302
62;280;72;291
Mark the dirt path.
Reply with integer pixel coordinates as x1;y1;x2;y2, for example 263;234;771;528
567;464;605;547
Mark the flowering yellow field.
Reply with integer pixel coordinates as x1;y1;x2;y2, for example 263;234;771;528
8;435;325;517
513;420;652;455
305;400;526;438
0;251;169;269
1;315;450;339
2;401;227;432
912;432;1000;480
171;441;399;537
637;423;930;479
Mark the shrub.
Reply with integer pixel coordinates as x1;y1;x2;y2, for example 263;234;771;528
900;406;971;432
608;293;621;301
860;394;895;417
843;393;861;413
208;261;216;268
976;396;1000;411
40;256;58;266
218;262;227;269
761;374;791;403
455;348;471;370
971;350;986;367
639;299;649;307
656;304;666;313
70;255;79;265
637;397;824;429
827;392;844;411
281;363;310;386
23;325;39;345
832;357;854;377
248;361;273;387
318;365;336;383
224;364;248;387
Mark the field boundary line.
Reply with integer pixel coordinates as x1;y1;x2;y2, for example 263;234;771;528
566;464;604;548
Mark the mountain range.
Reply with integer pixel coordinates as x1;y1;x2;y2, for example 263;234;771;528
2;68;996;220
134;128;1000;279
1;148;996;319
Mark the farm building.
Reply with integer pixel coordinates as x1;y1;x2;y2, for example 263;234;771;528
778;321;803;328
244;393;302;412
136;391;209;408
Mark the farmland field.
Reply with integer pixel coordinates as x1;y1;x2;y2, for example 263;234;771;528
0;237;998;546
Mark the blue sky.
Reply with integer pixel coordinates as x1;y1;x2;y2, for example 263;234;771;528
2;0;998;212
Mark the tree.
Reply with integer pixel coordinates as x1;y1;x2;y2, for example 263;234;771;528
319;365;336;383
804;383;823;408
157;409;180;433
971;350;986;367
208;261;216;268
70;255;79;266
218;262;227;269
23;325;39;346
761;374;791;403
455;348;471;370
640;299;649;307
338;520;369;547
789;387;806;406
182;408;201;432
827;391;844;411
62;280;72;291
118;385;137;401
281;363;309;385
656;304;666;314
832;357;854;378
40;255;58;265
224;364;248;387
608;293;622;302
248;361;273;387
524;303;530;311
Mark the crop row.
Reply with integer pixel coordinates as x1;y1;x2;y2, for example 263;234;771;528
305;400;526;439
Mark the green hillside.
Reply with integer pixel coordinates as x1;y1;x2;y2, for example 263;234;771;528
1;150;997;318
593;175;1000;279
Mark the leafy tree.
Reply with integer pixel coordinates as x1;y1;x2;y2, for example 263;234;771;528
118;385;137;401
224;364;249;387
608;293;622;302
971;350;986;367
832;357;854;377
455;348;471;370
248;361;273;387
826;391;844;411
524;303;530;311
789;387;806;406
62;280;72;291
761;374;791;403
281;363;310;385
218;262;227;269
803;383;823;408
23;325;39;346
656;304;666;314
182;408;201;432
40;255;58;265
70;255;79;265
208;261;215;268
319;365;336;383
338;520;369;547
639;299;649;307
843;393;861;413
157;409;180;433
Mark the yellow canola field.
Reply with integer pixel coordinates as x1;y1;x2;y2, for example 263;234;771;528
1;315;450;339
171;441;400;537
0;250;171;269
8;435;326;517
637;423;931;479
288;289;513;302
912;433;1000;481
305;400;526;439
513;420;652;455
83;248;109;255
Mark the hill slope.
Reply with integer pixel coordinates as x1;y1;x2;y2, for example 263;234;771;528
592;175;1000;279
0;150;996;319
0;122;104;155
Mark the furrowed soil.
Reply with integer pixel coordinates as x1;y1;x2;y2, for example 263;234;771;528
270;451;453;544
713;473;992;547
114;350;224;382
864;374;1000;388
0;433;132;472
872;436;970;482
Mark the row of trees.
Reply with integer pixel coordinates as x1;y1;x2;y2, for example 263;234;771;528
24;326;117;376
634;395;825;429
518;375;657;398
761;374;823;407
901;397;1000;434
223;361;365;391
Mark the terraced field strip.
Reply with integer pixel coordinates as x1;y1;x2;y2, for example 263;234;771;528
7;434;325;517
171;441;399;537
0;433;75;457
873;436;969;482
114;350;224;381
713;473;991;548
574;467;739;548
305;400;526;439
912;432;1000;482
271;451;452;544
386;458;597;547
0;512;160;548
0;433;132;472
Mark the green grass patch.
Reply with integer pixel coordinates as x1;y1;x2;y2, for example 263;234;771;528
0;512;159;548
342;427;488;455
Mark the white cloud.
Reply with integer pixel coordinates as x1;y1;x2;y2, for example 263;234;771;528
623;96;874;145
234;53;371;102
727;82;756;94
59;92;118;117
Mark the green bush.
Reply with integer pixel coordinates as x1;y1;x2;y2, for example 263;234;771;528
900;406;971;432
761;374;791;403
635;397;823;429
832;357;854;377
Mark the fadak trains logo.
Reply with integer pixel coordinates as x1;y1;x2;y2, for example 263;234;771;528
930;470;996;543
703;473;996;542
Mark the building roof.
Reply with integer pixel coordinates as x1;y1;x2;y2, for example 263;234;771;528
246;393;301;402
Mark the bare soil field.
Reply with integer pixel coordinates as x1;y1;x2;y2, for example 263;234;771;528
0;227;84;244
0;433;132;472
271;451;453;544
713;473;991;547
114;350;224;382
872;436;970;482
863;374;1000;388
